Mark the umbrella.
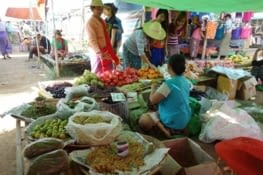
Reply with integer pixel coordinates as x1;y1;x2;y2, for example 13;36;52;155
5;7;42;20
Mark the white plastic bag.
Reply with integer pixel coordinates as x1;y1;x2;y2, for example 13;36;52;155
199;101;263;143
66;110;122;145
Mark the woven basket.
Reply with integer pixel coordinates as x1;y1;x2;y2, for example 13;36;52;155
98;100;129;122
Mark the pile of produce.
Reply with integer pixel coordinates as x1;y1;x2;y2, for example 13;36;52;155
21;98;57;119
74;70;104;87
185;61;204;80
137;68;163;79
99;68;139;86
195;60;234;69
86;141;145;173
226;54;252;65
118;82;146;92
73;115;110;124
45;82;72;98
30;119;69;139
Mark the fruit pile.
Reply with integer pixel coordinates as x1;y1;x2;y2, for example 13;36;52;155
73;115;109;124
30;119;69;140
137;68;163;79
226;54;252;65
74;70;104;87
118;82;144;92
99;68;138;87
45;82;72;98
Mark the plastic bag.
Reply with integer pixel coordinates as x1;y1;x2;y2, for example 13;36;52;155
66;110;122;145
64;84;90;102
23;138;64;159
26;149;69;175
56;96;97;118
199;101;263;143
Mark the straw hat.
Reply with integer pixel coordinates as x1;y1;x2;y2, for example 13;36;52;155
143;21;166;40
90;0;103;6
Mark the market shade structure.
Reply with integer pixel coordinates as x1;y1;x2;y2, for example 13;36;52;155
5;7;42;20
122;0;263;13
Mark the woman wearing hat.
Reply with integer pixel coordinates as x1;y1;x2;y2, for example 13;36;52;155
86;0;119;75
122;21;166;69
103;3;123;53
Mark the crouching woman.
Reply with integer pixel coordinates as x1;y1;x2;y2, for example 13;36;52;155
139;54;192;138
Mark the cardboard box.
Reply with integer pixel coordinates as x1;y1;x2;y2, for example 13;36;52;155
237;77;257;100
216;75;238;100
159;155;182;175
163;138;222;175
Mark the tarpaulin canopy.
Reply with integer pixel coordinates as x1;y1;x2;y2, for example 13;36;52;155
5;7;42;20
122;0;263;13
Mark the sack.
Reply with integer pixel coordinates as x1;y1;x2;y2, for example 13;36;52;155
231;27;241;40
23;138;64;159
199;101;263;143
66;110;122;145
26;149;69;175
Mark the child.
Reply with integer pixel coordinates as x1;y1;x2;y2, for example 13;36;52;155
139;54;192;137
190;19;204;59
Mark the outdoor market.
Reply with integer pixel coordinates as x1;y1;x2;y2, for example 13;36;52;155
1;0;263;175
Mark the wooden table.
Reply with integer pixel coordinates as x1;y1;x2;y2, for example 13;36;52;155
40;55;90;76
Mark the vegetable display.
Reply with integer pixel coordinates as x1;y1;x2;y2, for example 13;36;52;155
137;67;163;79
30;119;69;140
73;115;110;124
74;70;104;87
99;68;139;87
21;101;56;119
45;82;73;98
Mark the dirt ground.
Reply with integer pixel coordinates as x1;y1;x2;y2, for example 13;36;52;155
0;49;262;175
0;51;48;175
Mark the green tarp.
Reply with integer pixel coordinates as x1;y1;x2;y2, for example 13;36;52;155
122;0;263;13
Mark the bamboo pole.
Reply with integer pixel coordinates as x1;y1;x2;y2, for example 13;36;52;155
51;0;60;77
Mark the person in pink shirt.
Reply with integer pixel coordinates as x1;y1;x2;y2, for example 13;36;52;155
190;19;204;59
86;0;119;75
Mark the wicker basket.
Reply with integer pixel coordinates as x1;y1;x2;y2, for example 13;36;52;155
98;100;129;122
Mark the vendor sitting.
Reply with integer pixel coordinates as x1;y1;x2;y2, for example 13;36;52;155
51;30;68;59
28;33;51;60
139;54;192;138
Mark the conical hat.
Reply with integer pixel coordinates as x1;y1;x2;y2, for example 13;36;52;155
90;0;103;6
143;21;166;40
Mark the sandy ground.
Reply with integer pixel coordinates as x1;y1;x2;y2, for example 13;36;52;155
0;52;48;175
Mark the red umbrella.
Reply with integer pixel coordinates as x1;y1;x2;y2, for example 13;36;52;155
5;7;42;21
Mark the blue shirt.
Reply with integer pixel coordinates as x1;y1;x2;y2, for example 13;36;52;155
158;76;191;129
124;29;148;56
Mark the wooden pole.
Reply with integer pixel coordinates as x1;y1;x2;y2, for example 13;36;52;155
51;0;60;77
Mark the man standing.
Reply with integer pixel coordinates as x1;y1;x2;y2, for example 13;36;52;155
28;33;51;60
86;0;119;75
